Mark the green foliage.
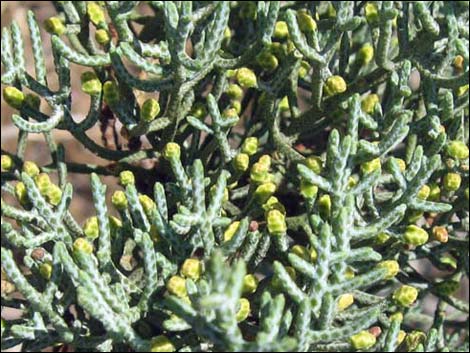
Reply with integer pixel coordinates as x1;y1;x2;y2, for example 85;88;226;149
1;1;469;352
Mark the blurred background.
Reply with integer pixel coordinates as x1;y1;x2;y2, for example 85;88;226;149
2;5;124;350
1;2;469;352
2;1;122;226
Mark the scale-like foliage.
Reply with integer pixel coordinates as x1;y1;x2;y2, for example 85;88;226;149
1;1;469;352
